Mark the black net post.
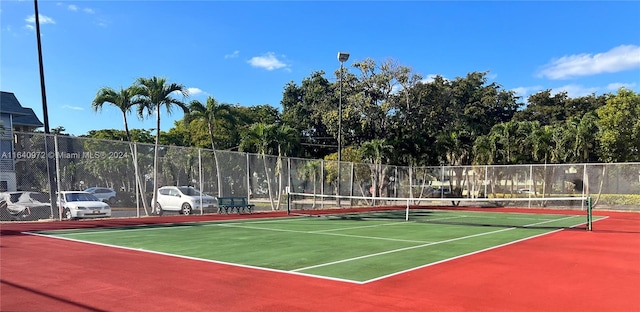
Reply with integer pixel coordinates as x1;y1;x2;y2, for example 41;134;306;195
587;197;593;231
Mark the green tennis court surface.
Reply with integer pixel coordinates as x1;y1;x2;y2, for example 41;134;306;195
31;209;599;283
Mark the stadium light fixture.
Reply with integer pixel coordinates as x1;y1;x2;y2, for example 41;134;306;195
337;52;349;200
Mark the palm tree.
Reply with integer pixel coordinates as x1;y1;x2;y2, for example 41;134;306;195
240;123;276;209
360;139;393;198
296;160;321;208
92;86;137;141
186;96;234;197
272;125;300;209
92;86;150;215
240;123;299;210
133;76;189;214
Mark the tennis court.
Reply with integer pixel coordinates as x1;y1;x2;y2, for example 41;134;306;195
28;208;600;283
2;206;639;311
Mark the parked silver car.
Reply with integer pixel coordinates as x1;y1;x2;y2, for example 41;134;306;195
0;191;52;221
84;187;117;204
58;191;111;220
152;186;216;215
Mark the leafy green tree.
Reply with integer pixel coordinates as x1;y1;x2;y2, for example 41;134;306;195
281;71;335;158
597;88;640;162
51;126;67;135
514;90;569;126
349;58;395;144
134;76;189;214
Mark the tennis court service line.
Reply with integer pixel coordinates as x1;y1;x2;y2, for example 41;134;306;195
217;223;432;244
291;215;580;273
307;221;408;233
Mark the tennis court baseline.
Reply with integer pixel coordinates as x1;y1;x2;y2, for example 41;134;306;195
28;209;600;283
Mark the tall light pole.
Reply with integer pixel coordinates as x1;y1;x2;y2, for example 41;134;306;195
34;0;58;218
337;52;349;200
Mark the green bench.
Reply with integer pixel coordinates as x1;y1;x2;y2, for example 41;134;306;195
216;197;255;214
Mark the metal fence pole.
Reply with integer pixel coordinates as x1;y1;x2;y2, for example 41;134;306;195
54;135;62;220
199;148;203;215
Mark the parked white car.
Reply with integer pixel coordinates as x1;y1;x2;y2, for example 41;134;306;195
84;187;117;204
152;186;216;215
0;191;52;221
58;191;111;220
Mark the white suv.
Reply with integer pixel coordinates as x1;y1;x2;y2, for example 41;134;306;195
152;186;216;215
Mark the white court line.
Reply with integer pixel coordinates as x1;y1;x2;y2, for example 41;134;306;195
291;227;515;272
291;215;580;273
45;216;306;236
24;231;361;284
218;223;432;244
308;221;406;233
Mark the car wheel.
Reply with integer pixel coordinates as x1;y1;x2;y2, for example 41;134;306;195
108;197;117;205
63;208;73;220
155;203;163;216
181;203;192;215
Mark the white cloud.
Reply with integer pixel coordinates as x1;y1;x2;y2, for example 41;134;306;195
538;45;640;80
83;8;95;14
96;18;108;28
552;84;599;98
420;74;449;84
421;74;438;84
62;105;84;111
606;82;637;91
248;52;288;71
225;50;240;59
512;85;544;99
25;14;56;25
68;4;78;11
187;87;204;96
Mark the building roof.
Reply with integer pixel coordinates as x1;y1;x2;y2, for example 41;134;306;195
13;108;44;127
0;91;44;128
1;92;30;115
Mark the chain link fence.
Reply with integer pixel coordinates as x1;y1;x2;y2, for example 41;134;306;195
2;132;639;221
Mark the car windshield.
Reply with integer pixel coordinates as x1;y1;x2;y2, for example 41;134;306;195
65;193;99;202
8;193;22;203
178;187;202;196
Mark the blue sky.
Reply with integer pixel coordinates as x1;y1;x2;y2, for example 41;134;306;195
2;1;639;136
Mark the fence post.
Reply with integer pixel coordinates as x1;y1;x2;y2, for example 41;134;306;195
587;196;593;231
199;148;203;215
54;134;62;220
246;153;250;199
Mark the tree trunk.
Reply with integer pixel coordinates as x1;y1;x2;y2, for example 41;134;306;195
152;108;160;214
208;122;223;197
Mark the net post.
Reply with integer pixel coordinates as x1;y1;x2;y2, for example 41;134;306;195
405;199;409;221
286;186;291;215
587;196;593;231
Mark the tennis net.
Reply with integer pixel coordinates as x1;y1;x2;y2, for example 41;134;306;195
286;192;594;230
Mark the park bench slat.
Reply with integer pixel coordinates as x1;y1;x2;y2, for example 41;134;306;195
216;196;255;214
